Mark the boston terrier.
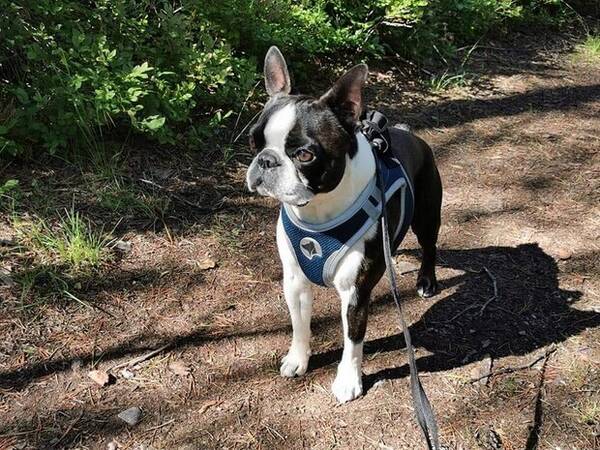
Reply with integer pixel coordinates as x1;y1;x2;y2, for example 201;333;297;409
246;47;442;403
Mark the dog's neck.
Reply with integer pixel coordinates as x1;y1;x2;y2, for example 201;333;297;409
290;133;375;224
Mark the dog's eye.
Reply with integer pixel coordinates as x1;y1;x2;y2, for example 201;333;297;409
294;149;314;163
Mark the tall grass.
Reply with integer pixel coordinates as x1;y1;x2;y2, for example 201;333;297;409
15;209;110;272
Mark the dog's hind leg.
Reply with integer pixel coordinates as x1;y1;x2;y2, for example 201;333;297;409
411;148;442;298
277;219;313;377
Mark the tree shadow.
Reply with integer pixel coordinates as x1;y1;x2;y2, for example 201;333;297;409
385;83;600;130
309;243;599;391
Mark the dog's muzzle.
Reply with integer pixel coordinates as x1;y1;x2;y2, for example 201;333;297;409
247;148;281;192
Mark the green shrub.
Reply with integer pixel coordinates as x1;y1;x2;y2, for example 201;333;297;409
0;0;256;155
0;0;587;158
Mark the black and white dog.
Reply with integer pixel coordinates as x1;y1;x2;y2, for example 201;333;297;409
246;47;442;403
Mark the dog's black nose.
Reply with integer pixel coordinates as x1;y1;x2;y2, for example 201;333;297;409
257;151;280;169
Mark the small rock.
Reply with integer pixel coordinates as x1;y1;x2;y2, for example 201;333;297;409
556;248;572;260
107;441;118;450
0;269;15;287
120;368;135;379
71;359;83;371
518;330;526;336
197;257;216;270
115;240;132;252
168;361;191;376
118;407;142;426
88;369;114;386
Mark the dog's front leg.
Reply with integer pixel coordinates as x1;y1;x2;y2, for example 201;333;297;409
332;284;366;403
280;269;313;377
277;220;313;377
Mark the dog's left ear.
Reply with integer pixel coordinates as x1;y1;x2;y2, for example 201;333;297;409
264;46;291;97
320;64;368;130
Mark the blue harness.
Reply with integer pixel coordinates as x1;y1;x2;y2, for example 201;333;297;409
281;133;414;287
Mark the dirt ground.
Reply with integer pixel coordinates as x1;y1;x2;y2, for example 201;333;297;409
1;33;599;449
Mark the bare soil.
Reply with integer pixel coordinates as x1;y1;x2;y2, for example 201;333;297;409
1;33;599;450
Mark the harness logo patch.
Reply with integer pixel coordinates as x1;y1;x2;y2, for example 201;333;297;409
300;237;322;260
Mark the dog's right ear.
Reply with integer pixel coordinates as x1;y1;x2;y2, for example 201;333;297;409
264;46;291;97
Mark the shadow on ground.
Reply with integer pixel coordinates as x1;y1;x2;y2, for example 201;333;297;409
309;243;599;390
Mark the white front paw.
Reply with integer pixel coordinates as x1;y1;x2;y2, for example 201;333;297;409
332;365;363;403
280;350;310;378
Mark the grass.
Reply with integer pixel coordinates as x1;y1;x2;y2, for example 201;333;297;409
575;34;600;62
15;265;70;306
79;146;171;219
96;179;169;218
426;70;471;93
574;400;600;426
0;179;19;211
15;209;110;272
566;359;592;390
493;375;524;398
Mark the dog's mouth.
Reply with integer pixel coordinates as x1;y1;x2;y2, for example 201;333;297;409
296;201;309;207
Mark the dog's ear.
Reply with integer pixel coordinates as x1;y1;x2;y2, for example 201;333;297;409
264;46;291;97
320;64;368;129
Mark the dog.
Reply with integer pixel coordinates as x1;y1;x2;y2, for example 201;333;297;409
246;46;442;403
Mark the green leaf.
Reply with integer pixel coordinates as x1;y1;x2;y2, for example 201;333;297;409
142;115;166;131
13;87;30;104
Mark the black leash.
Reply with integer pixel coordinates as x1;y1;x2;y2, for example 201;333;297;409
361;111;440;450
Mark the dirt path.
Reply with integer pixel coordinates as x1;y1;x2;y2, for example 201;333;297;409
1;34;599;449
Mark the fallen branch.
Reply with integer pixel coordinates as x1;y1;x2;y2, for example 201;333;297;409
469;346;557;384
479;266;498;315
110;343;171;371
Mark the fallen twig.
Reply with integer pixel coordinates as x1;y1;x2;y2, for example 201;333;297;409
469;345;557;384
525;346;554;450
54;410;85;447
479;266;498;315
110;343;171;371
144;419;175;433
442;304;480;324
63;290;118;319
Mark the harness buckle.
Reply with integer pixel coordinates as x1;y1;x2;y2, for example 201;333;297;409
360;110;391;154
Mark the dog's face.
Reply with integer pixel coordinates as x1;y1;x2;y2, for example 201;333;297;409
246;47;368;206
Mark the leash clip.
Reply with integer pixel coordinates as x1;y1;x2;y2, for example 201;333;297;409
361;110;391;154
